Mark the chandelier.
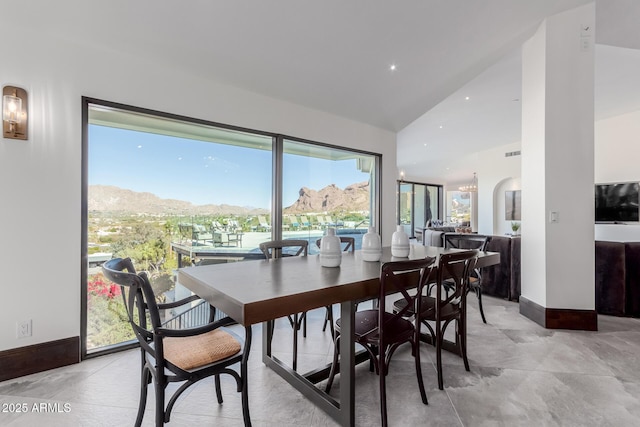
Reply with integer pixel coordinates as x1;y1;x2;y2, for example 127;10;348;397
459;172;478;193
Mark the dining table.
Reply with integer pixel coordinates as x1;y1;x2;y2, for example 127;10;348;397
177;245;500;426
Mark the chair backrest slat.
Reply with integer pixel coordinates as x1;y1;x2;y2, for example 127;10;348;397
376;257;436;345
315;236;355;253
435;250;479;307
103;257;164;359
444;234;489;251
259;240;308;259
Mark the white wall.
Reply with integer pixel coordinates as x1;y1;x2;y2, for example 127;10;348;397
521;4;596;311
595;110;640;183
475;142;522;235
494;177;522;236
447;109;640;242
0;24;397;352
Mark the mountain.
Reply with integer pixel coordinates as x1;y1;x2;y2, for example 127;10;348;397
88;185;269;216
89;183;369;215
284;182;370;213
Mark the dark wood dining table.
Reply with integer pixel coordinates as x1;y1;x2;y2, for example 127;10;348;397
177;245;499;426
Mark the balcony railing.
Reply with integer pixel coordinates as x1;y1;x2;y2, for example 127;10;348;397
161;300;227;329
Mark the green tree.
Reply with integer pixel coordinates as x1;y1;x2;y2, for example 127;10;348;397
111;223;168;273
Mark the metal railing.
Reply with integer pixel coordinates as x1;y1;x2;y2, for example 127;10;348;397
161;300;227;329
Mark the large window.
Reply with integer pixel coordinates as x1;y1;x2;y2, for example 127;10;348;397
281;139;377;251
446;190;471;225
82;99;381;357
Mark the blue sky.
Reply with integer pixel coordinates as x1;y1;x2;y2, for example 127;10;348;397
88;125;370;208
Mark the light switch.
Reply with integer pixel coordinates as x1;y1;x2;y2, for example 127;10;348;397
549;211;559;223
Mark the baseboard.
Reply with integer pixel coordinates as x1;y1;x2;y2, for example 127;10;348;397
519;296;598;331
519;296;546;327
0;337;80;382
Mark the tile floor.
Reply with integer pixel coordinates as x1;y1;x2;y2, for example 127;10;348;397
1;296;640;426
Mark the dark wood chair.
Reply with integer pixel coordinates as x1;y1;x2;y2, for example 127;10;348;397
325;257;436;427
102;258;252;427
316;236;356;337
259;239;309;371
396;250;478;390
443;233;489;323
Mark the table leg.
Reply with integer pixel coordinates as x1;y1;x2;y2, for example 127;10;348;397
338;299;356;426
261;301;356;426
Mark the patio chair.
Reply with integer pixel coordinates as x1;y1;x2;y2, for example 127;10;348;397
287;216;301;230
326;257;436;427
316;215;328;229
102;257;252;427
300;215;311;229
227;219;242;232
259;240;309;371
257;215;271;232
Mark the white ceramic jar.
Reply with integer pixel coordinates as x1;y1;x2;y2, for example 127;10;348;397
391;225;410;257
319;228;342;267
361;226;382;262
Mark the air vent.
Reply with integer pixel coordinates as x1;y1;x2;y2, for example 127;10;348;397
505;150;521;157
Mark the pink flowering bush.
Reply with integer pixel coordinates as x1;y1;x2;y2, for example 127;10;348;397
87;272;132;349
88;273;121;300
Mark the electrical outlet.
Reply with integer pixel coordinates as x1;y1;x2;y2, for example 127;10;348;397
16;319;32;338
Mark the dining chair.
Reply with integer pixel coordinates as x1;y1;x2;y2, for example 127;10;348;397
325;257;436;427
259;239;309;371
315;236;356;337
102;257;252;427
443;233;490;323
395;250;479;390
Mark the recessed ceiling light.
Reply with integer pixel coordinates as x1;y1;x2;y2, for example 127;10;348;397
390;64;397;71
439;125;443;129
465;96;470;101
423;143;428;147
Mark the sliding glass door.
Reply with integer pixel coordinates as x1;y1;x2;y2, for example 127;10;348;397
397;180;442;238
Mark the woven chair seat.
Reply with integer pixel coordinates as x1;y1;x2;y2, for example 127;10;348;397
164;329;241;371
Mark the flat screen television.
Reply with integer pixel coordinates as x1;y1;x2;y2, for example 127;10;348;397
595;182;640;222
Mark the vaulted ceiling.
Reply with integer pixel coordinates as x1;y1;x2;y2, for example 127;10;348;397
15;0;640;184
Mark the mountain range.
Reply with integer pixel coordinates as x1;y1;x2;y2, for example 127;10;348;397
88;182;370;215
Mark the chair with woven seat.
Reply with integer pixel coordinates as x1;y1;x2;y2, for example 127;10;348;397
325;257;436;427
102;257;252;427
395;250;478;390
258;239;308;371
316;236;355;337
443;233;489;323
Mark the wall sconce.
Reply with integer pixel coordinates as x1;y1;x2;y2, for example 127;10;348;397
3;85;28;140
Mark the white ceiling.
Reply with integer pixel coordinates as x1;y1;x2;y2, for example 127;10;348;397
13;0;640;184
398;43;640;185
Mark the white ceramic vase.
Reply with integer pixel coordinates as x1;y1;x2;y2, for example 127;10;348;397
391;225;410;257
361;227;382;262
319;228;342;267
